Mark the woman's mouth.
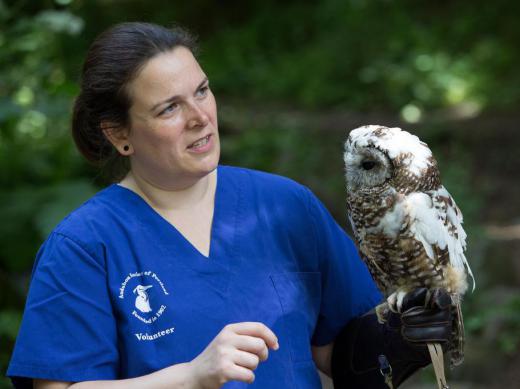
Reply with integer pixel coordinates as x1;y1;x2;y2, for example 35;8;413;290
187;134;213;152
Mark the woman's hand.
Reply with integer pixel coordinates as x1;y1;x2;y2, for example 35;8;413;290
188;322;279;389
388;287;453;347
331;288;454;388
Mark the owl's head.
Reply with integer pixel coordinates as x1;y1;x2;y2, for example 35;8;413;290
344;125;435;192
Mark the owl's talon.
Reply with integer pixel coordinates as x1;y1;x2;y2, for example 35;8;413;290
387;289;409;313
375;303;389;324
424;289;433;307
386;292;398;313
395;290;408;313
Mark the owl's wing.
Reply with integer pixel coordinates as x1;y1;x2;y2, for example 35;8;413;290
404;187;475;293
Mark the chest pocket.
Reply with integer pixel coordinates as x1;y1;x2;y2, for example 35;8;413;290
270;272;321;363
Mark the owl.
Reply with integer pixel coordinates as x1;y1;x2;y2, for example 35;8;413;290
343;125;475;367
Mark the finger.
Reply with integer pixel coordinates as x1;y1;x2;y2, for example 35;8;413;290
401;306;451;327
386;310;402;330
233;335;269;361
400;288;428;311
228;322;279;350
429;288;452;310
233;350;260;370
226;364;256;384
402;324;451;344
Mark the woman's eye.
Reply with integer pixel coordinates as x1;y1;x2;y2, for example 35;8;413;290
196;86;209;97
160;103;178;116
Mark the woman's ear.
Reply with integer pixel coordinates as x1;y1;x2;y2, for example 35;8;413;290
101;122;133;155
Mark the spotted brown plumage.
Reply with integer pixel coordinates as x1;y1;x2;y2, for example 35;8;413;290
343;125;475;368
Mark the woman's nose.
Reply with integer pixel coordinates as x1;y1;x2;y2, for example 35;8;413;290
186;101;209;129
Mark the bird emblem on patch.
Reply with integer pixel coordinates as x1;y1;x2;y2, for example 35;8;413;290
133;284;153;313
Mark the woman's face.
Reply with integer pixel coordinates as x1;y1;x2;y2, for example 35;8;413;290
125;46;219;189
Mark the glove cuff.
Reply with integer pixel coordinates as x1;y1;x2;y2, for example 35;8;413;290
331;310;430;388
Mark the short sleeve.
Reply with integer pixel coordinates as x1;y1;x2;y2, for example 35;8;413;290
7;232;119;385
305;188;382;346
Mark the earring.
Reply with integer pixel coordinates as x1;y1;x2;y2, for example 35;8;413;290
123;145;130;152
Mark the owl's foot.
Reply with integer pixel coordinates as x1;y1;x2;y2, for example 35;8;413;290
375;302;389;324
387;289;409;314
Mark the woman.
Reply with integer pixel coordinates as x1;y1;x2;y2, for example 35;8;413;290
7;23;452;388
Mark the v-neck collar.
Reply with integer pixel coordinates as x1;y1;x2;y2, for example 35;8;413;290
112;168;221;259
108;166;240;268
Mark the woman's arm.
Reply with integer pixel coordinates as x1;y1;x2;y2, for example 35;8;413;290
35;362;194;389
32;322;279;389
311;343;334;377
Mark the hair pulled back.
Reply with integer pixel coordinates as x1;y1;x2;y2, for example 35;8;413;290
71;22;198;181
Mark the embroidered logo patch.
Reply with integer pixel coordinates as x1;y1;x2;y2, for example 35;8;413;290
119;271;169;324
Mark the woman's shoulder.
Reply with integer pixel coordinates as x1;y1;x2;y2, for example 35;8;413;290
221;165;316;220
51;184;123;244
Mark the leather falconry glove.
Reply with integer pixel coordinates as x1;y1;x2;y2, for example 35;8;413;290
331;287;453;389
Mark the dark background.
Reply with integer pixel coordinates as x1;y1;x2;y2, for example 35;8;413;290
1;1;519;387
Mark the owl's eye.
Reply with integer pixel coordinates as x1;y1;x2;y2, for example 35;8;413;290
361;161;377;170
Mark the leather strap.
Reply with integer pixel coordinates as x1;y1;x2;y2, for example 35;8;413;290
427;342;449;389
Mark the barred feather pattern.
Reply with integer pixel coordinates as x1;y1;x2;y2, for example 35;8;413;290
344;125;475;368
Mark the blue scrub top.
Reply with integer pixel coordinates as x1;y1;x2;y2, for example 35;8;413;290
8;165;381;388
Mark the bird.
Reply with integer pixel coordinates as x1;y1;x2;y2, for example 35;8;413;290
133;284;153;313
343;125;475;371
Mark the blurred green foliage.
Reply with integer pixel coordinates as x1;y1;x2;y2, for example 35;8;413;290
202;0;520;114
1;0;519;387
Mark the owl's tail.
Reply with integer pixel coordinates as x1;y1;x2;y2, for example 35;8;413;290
450;296;465;368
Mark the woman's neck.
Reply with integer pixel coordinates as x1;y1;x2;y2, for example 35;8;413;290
119;169;217;212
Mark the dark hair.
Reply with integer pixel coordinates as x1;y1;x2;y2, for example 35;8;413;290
71;22;198;181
